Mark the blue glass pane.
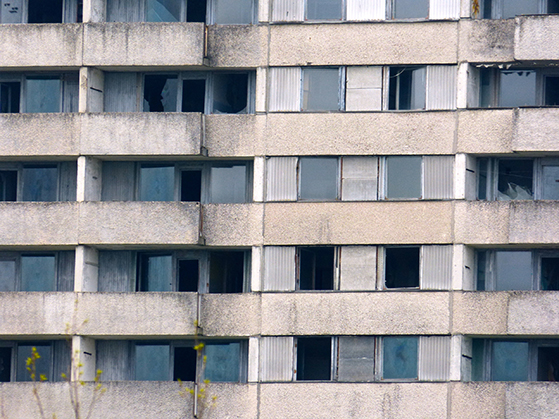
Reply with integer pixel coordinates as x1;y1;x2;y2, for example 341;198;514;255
135;344;170;381
0;260;16;291
21;255;56;291
22;166;58;202
499;71;536;107
209;165;246;203
394;0;428;19
386;156;421;199
204;342;240;382
145;255;173;291
383;337;418;379
214;0;252;23
26;77;61;113
502;0;538;18
307;0;342;20
495;251;532;291
303;68;340;111
146;0;181;21
492;341;529;381
140;166;174;201
299;157;338;200
17;344;50;382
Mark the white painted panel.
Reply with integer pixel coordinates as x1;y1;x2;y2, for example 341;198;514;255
421;245;453;290
263;246;296;291
346;66;383;111
260;337;294;381
268;67;301;112
271;0;304;21
347;0;385;20
426;65;456;110
251;246;263;292
266;157;297;201
423;156;454;200
419;336;450;381
340;246;377;291
342;156;378;201
429;0;460;19
248;337;259;382
253;156;265;202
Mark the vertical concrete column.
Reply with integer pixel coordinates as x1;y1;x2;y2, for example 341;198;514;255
452;245;465;290
460;0;472;18
253;156;265;202
75;246;99;292
251;246;263;292
449;335;463;381
72;336;97;381
77;156;102;202
456;62;469;109
452;244;475;290
79;67;105;113
248;337;259;383
454;153;467;200
255;67;267;113
83;0;106;22
258;0;270;22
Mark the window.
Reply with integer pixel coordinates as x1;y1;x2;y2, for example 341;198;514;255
298;247;336;290
96;340;247;382
306;0;343;20
101;161;252;203
477;0;559;19
0;0;82;23
0;251;74;292
384;156;422;199
384;247;420;289
0;341;70;382
296;337;332;380
392;0;428;19
298;157;339;200
388;67;426;110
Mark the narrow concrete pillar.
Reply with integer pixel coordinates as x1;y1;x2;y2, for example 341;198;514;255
456;62;469;109
255;67;267;113
248;337;259;383
251;246;263;292
75;245;99;292
77;156;102;202
79;67;105;113
83;0;106;23
258;0;270;22
253;156;265;202
71;336;97;382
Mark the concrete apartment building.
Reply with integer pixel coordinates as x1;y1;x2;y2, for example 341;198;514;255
2;0;559;417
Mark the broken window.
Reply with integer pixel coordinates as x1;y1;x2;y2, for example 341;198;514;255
182;78;206;113
478;0;557;18
146;0;183;22
298;157;338;200
384;247;420;289
302;68;342;112
137;254;173;291
143;75;178;112
392;0;428;19
298;247;335;290
389;66;426;110
0;0;82;23
296;337;332;380
306;0;343;20
0;341;70;382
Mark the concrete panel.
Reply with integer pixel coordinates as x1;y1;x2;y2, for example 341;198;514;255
0;113;79;157
207;25;268;68
509;201;559;244
506;383;559;419
456;109;514;154
204;115;266;157
269;22;458;66
514;108;559;152
81;113;202;156
0;24;83;68
77;293;197;336
451;292;509;335
199;293;262;337
202;204;264;246
0;202;79;246
78;202;200;245
458;19;515;63
260;383;448;419
453;201;510;245
263;202;453;245
515;15;559;61
261;292;450;336
83;23;204;67
508;293;559;335
450;382;506;419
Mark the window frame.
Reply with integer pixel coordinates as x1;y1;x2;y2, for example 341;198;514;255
300;67;345;112
0;252;66;292
304;0;345;21
0;341;59;382
379;156;424;200
295;246;340;291
0;0;82;24
381;245;422;290
388;0;430;21
297;156;341;201
478;0;552;19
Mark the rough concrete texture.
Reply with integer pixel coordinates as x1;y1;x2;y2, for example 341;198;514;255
506;382;559;418
450;382;506;419
514;108;559;152
83;23;204;67
458;19;515;63
78;202;200;245
514;15;559;61
263;202;453;245
509;201;559;244
0;24;83;67
453;201;510;245
261;292;450;336
200;293;262;336
202;204;264;246
268;22;458;66
206;25;268;68
0;202;79;246
507;292;559;335
259;383;448;419
451;292;509;335
456;109;514;154
0;113;79;157
204;115;266;157
81;113;202;156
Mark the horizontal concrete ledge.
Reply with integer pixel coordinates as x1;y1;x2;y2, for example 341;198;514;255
515;15;559;61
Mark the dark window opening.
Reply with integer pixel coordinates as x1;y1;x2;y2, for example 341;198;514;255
538;347;559;381
478;158;489;200
545;77;559;106
0;171;17;202
178;259;199;292
27;0;63;23
299;247;334;290
186;0;207;22
180;170;202;201
182;79;206;112
476;251;487;291
0;347;11;382
174;347;197;381
143;75;178;112
0;83;20;114
549;0;559;13
296;337;331;381
212;74;248;114
542;258;559;290
388;67;425;110
482;0;492;18
385;247;420;288
137;254;173;292
77;0;83;22
209;251;244;293
497;159;533;200
499;70;537;107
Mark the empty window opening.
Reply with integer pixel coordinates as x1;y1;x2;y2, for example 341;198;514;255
296;337;331;381
180;170;202;202
497;159;533;200
382;336;418;380
182;79;206;112
138;254;173;292
27;0;63;23
476;250;487;291
538;347;559;381
302;68;341;112
389;67;426;110
173;346;197;381
146;0;182;22
385;156;422;199
0;82;20;113
21;165;58;202
549;0;559;13
187;0;207;21
135;344;170;381
139;164;175;201
143;75;178;112
306;0;343;20
393;0;428;19
0;347;11;382
385;247;420;288
492;341;529;381
209;251;245;293
25;77;61;113
541;257;559;290
178;259;199;292
299;157;338;200
299;247;335;290
212;73;248;114
0;171;17;201
545;76;559;106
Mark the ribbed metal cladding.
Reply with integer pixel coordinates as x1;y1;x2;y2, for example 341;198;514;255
96;341;130;381
423;156;454;199
347;0;386;20
263;246;296;291
421;245;453;290
266;157;298;201
268;67;301;112
426;65;456;110
418;336;451;381
260;337;294;382
271;0;304;21
429;0;460;19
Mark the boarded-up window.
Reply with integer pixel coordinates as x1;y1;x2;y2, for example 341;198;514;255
338;336;375;382
96;341;131;381
345;67;382;111
423;156;454;199
341;156;378;201
271;0;304;21
101;162;136;201
98;251;135;292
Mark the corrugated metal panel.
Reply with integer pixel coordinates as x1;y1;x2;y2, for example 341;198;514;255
263;247;296;291
429;0;460;19
418;336;450;381
341;156;378;201
338;336;375;382
96;341;130;381
339;246;377;290
98;251;135;292
104;73;138;112
423;156;454;199
347;0;385;21
271;0;304;21
101;162;136;201
63;74;80;113
268;68;301;112
57;251;75;292
266;157;298;201
260;337;294;382
421;245;453;290
53;341;71;382
426;65;456;110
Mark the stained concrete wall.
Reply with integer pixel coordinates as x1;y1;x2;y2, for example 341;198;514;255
202;204;264;246
514;15;559;61
458;19;515;63
206;25;268;68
